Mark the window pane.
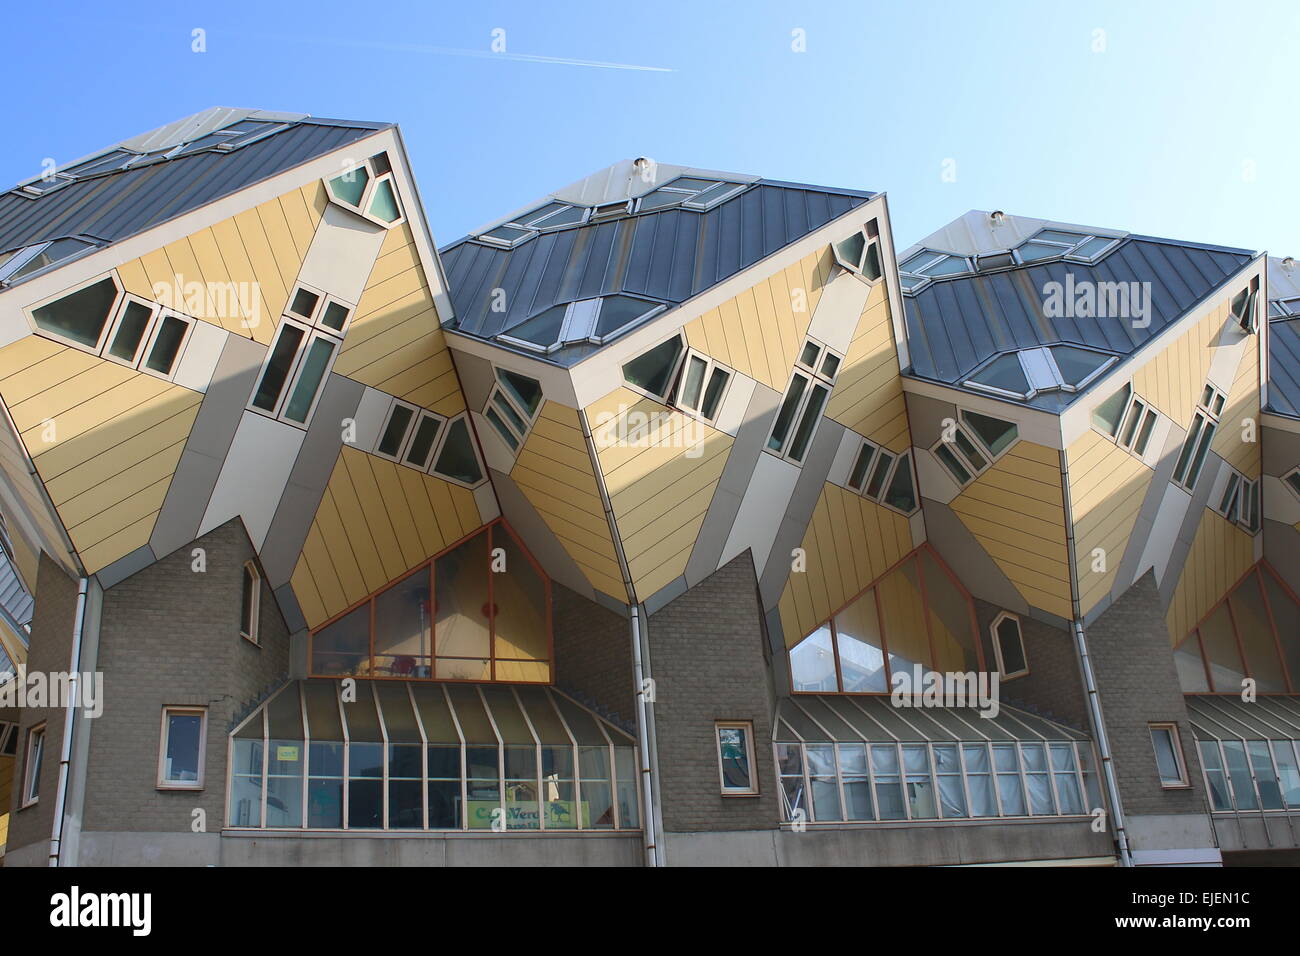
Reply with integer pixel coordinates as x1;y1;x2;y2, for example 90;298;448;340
1173;634;1210;693
1229;574;1287;692
969;353;1030;396
1090;384;1131;437
1271;742;1300;809
835;233;866;270
1199;603;1245;691
492;390;528;435
496;369;542;418
790;625;837;692
505;305;567;349
595;295;658;337
312;604;370;676
368;179;401;223
321;301;349;331
787;383;829;462
883;453;916;513
1050;345;1110;386
108;300;153;361
717;725;753;791
1198;741;1232;811
1134;409;1158;455
282;336;335;422
834;592;887;692
374;569;433;677
1248;741;1283;810
491;526;549;667
934;444;971;484
432;418;482;484
253;324;305;411
961;410;1018;455
378;404;415;457
679;355;707;410
952;428;987;470
329;167;368;206
996;617;1026;674
163;712;203;783
622;336;683;398
436;529;491;664
848;442;876;490
144;315;188;373
291;287;320;319
240;565;256;637
1261;572;1300;687
485;407;519;450
1222;740;1258;810
768;374;808;452
32;277;118;347
404;414;442;468
700;367;729;420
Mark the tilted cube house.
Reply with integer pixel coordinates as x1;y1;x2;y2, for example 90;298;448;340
0;108;1297;866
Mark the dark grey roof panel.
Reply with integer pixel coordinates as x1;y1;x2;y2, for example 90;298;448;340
0;120;389;263
903;237;1253;409
440;181;872;365
1268;318;1300;418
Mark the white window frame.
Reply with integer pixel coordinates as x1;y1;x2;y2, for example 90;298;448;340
964;345;1116;401
846;438;879;494
931;410;1017;487
767;339;843;464
716;720;759;796
635;177;747;213
372;397;453;474
990;611;1029;680
830;222;884;283
249;289;352;427
157;707;208;791
135;308;195;381
1017;228;1121;264
1283;467;1300;502
1111;392;1161;460
897;248;972;293
24;271;123;353
1215;468;1260;533
589;199;632;221
1173;384;1226;492
276;325;341;426
484;384;536;451
498;295;666;354
671;349;733;424
1230;285;1259;334
1148;722;1189;789
21;722;45;807
620;333;689;404
322;155;406;229
241;561;261;645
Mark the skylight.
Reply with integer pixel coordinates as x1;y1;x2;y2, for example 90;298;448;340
635;177;747;212
475;201;589;248
1016;229;1118;264
964;344;1117;401
497;294;666;353
898;249;972;291
0;237;100;286
899;229;1123;295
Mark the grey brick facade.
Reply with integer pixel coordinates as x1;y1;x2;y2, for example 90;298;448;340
646;550;778;834
551;582;636;733
974;599;1089;732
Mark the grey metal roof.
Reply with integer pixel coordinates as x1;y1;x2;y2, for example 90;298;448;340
1267;317;1300;419
1186;694;1300;741
902;237;1254;411
0;113;391;281
439;181;871;365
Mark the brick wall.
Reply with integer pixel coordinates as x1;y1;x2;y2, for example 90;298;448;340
1084;571;1207;816
81;518;290;833
6;554;80;856
974;599;1089;731
646;552;778;833
551;583;635;733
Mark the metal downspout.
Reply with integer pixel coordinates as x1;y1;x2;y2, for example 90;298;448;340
48;577;88;867
1059;449;1132;867
579;409;662;867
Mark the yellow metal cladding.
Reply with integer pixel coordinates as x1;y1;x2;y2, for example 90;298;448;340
1066;429;1153;615
680;246;834;391
1165;510;1255;644
0;335;200;573
290;446;482;629
824;279;910;452
949;440;1072;620
333;223;464;417
508;400;625;601
0;401;67;588
1130;300;1225;428
117;182;327;344
1210;332;1261;479
0;753;12;850
586;386;732;600
778;482;914;649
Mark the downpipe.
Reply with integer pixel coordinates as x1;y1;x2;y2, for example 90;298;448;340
48;577;88;867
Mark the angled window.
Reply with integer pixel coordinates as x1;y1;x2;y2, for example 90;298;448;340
1172;385;1225;492
1017;228;1119;264
431;415;485;487
898;249;971;291
1091;383;1131;437
28;274;121;350
673;350;732;423
1149;723;1189;788
991;612;1028;679
1284;467;1300;501
0;236;100;285
158;707;207;790
250;286;351;427
1095;386;1162;460
637;177;746;213
1231;283;1259;334
501;304;568;351
500;295;665;353
933;410;1018;487
965;352;1032;399
324;153;405;228
768;339;842;464
166;120;289;158
846;439;878;493
832;220;883;282
1215;469;1260;533
372;398;461;475
961;410;1018;457
589;199;631;221
882;452;918;514
622;335;686;401
484;368;543;450
966;345;1115;401
716;722;758;795
22;723;45;807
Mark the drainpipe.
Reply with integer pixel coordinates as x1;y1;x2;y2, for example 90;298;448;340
580;410;662;867
48;577;88;867
1059;450;1132;867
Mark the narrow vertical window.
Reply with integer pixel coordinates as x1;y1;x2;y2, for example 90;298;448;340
241;561;261;644
991;612;1028;678
22;724;45;806
716;721;758;795
1149;723;1189;788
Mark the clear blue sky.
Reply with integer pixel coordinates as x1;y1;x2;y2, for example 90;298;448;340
3;1;1296;255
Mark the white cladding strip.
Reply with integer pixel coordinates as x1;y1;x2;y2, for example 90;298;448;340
1134;482;1194;586
171;319;229;393
297;204;389;306
806;268;872;356
199;410;305;548
718;451;801;578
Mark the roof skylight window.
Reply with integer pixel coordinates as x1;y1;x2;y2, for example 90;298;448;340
635;177;746;213
475;201;589;248
1017;229;1119;264
964;344;1116;401
897;249;972;292
166;120;289;158
497;294;666;354
0;237;100;286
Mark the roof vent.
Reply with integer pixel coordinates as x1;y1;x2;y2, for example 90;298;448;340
1283;256;1296;272
989;210;1006;225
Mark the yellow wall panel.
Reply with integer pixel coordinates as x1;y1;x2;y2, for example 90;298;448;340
1211;336;1261;479
1165;510;1256;644
510;401;624;600
1066;429;1152;614
291;446;482;627
778;482;915;648
1131;302;1226;428
679;246;832;392
951;440;1072;619
824;281;910;451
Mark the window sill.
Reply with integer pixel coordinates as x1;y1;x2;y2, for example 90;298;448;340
720;791;760;798
1158;783;1192;791
157;784;205;792
240;633;261;648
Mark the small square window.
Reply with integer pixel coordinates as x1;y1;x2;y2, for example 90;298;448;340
158;707;207;790
1149;723;1189;788
716;721;758;795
